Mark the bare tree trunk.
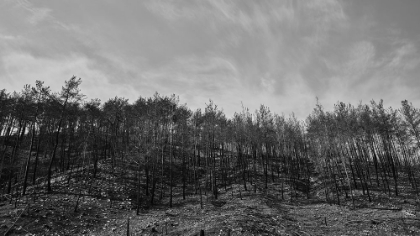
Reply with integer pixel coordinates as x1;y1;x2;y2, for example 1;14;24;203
47;118;63;193
22;124;36;195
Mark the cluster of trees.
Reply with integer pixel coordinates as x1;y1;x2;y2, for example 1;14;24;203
0;77;419;210
307;100;420;204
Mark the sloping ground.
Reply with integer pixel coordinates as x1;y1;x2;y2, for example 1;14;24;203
91;185;292;236
268;199;420;236
0;159;419;235
90;185;420;236
1;183;419;235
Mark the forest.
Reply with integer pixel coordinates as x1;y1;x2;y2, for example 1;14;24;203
0;76;419;235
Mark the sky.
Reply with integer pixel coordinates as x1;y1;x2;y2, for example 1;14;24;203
1;0;420;120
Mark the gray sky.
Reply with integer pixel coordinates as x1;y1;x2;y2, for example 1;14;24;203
1;0;420;119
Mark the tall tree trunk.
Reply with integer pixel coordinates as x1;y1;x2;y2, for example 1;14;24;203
47;118;64;193
169;125;173;208
22;124;36;195
32;127;44;185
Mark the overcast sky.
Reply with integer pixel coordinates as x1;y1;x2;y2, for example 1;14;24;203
1;0;420;119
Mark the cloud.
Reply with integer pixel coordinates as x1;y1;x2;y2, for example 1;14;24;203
272;72;315;118
0;51;138;103
388;41;420;70
5;0;53;26
137;55;241;115
0;0;355;120
344;41;377;83
144;0;199;21
27;7;52;25
2;0;420;120
314;37;420;113
144;0;297;34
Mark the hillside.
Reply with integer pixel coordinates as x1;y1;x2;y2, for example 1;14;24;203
0;159;419;236
1;80;420;235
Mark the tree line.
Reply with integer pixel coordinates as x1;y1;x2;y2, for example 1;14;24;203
0;77;419;210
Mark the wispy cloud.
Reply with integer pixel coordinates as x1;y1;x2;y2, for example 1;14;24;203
143;0;350;116
1;51;138;102
388;41;419;70
138;55;241;114
1;0;420;119
10;0;52;26
345;41;376;81
27;7;51;25
316;36;420;111
144;0;198;21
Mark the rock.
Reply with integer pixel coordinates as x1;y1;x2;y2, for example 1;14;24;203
151;227;158;232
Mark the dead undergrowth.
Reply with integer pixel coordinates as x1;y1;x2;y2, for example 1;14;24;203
0;161;419;236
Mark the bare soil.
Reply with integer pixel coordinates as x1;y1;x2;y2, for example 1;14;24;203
0;166;419;235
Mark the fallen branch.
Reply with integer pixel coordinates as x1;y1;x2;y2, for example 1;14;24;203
299;230;311;236
0;194;12;201
370;207;402;211
345;219;374;225
3;204;29;236
401;218;420;221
